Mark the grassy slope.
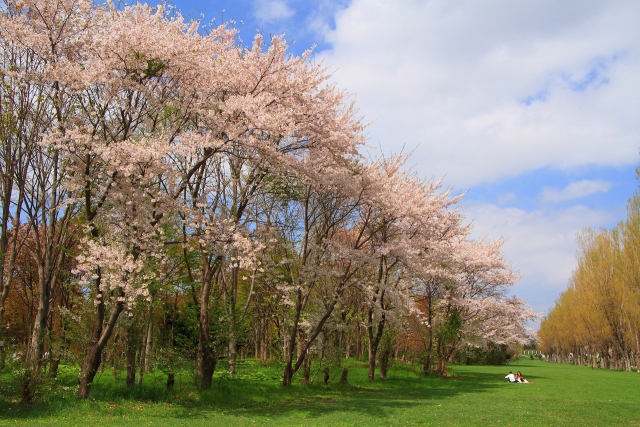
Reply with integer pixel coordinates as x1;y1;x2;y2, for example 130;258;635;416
1;358;639;426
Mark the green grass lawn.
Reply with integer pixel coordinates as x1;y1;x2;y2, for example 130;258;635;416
1;358;639;426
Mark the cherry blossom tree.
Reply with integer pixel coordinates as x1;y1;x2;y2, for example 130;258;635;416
429;239;536;375
350;156;466;380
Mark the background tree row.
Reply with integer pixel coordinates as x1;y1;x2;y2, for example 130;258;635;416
539;188;640;372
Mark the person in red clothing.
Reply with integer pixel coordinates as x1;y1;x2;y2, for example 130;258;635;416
516;371;531;383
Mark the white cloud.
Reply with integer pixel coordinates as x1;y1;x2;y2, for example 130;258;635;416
465;202;620;314
540;180;612;203
253;0;294;23
319;0;640;187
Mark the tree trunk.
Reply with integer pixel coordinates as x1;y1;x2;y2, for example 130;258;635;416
368;347;377;381
282;289;302;387
424;283;434;376
302;350;310;385
423;354;431;376
227;266;238;375
281;320;288;363
379;347;390;380
198;351;217;389
167;373;175;391
254;323;260;360
138;307;154;385
22;268;55;402
196;261;217;389
49;359;59;378
259;317;268;365
367;315;385;381
78;343;102;399
297;333;309;385
78;289;124;399
0;344;5;370
26;266;55;364
126;320;137;387
227;332;237;375
367;261;385;381
439;359;447;376
111;333;119;381
339;367;348;384
367;318;376;380
283;361;293;387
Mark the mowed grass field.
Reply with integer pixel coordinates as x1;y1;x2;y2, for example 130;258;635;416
1;358;639;426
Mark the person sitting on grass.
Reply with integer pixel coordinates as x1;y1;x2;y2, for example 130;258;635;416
505;371;517;382
516;371;531;383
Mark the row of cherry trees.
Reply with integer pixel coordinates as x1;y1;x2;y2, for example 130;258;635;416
538;190;640;372
0;0;534;401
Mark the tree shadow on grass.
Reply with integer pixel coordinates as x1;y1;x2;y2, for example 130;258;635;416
0;361;505;423
168;368;505;422
163;382;500;423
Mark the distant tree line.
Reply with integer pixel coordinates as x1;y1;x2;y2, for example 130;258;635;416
539;185;640;372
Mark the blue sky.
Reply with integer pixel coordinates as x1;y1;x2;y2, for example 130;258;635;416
147;0;640;324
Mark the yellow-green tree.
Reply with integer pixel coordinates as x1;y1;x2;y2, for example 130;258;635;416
540;191;640;372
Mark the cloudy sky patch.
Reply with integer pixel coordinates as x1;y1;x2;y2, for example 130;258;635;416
541;180;613;204
319;0;640;187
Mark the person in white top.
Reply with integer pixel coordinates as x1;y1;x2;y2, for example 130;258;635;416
505;372;517;382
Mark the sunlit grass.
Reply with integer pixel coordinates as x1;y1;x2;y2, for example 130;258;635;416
1;358;639;426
